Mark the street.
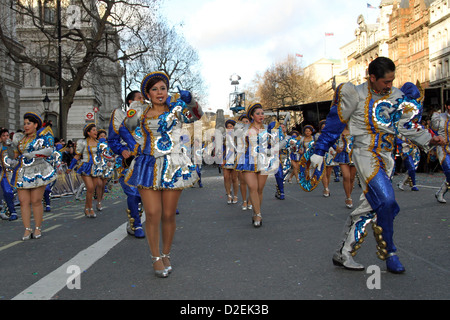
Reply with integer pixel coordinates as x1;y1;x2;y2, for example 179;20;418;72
0;166;448;303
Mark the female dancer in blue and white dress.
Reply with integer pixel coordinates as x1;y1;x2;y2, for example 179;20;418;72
119;72;203;277
396;135;420;191
10;113;57;240
316;120;338;198
299;125;315;158
286;130;301;184
333;126;356;209
67;123;102;218
274;123;290;200
0;128;17;220
236;115;252;210
235;103;285;227
223;119;239;204
95;129;115;210
193;138;204;188
431;99;450;203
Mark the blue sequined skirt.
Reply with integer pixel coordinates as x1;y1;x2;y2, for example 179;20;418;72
235;152;278;174
124;154;198;190
77;162;101;177
235;152;258;172
13;158;57;189
334;151;351;164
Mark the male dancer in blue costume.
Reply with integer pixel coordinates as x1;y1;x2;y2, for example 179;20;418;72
108;91;145;238
310;57;444;273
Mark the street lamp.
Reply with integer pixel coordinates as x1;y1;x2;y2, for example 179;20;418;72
43;93;51;118
229;74;245;114
230;74;241;86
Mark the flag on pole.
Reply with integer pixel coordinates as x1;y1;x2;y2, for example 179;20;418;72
367;3;376;9
325;32;334;37
296;53;303;58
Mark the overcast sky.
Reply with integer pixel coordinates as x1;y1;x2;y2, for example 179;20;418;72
159;0;381;112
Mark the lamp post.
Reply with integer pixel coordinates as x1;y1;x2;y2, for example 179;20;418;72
229;74;245;114
57;0;63;138
43;93;51;120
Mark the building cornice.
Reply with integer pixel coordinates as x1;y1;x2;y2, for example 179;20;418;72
429;13;450;28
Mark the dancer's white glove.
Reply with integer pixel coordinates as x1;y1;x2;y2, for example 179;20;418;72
309;154;324;177
5;158;18;167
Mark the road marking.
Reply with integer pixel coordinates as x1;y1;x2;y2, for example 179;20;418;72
43;212;74;221
414;185;439;190
399;247;450;274
0;225;62;252
0;241;22;252
74;213;86;219
12;222;129;300
44;224;62;232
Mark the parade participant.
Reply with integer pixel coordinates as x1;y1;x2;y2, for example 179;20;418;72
10;113;57;240
95;129;115;209
315;120;338;198
62;140;75;166
334;126;356;208
286;130;301;184
432;99;450;203
67;123;102;218
274;123;289;200
43;142;65;212
108;90;145;239
235;103;285;227
223;119;239;204
396;136;420;192
119;72;203;278
309;58;443;274
236;114;252;210
299;125;315;159
0;128;17;220
193;138;204;188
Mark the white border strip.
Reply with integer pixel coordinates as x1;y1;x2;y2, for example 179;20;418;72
12;222;129;300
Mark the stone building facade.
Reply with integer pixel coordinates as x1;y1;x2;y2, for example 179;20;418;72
388;0;433;88
14;0;122;140
429;0;450;104
0;0;23;131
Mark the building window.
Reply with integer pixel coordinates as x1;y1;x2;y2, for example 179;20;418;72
445;60;449;79
431;64;436;82
438;62;443;80
39;0;55;24
445;29;449;48
40;72;57;87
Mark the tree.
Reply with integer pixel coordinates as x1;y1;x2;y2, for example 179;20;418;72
255;55;329;110
0;0;160;138
126;19;207;105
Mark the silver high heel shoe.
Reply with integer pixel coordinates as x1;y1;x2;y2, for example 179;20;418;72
96;202;103;211
161;252;172;274
151;256;169;278
33;226;42;239
252;213;262;228
345;198;353;209
22;228;33;241
85;208;96;218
